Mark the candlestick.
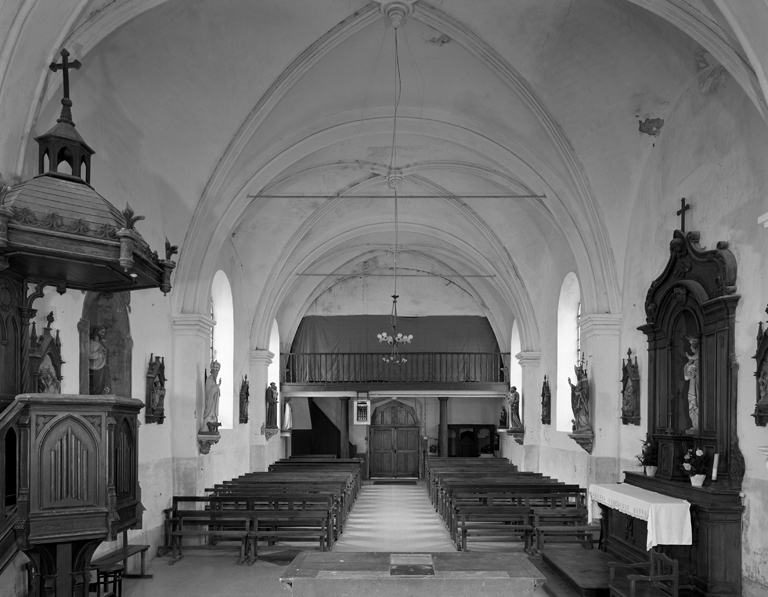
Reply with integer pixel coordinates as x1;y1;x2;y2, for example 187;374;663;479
712;453;720;481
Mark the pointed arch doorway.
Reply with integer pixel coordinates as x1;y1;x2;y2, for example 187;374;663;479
368;400;420;478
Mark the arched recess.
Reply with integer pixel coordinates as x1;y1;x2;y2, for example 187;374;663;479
79;292;132;397
556;273;581;432
509;319;523;415
211;270;234;429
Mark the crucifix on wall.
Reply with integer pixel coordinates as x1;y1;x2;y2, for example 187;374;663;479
676;197;691;232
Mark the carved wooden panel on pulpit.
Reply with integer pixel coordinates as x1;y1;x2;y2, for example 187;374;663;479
0;274;23;409
38;415;99;509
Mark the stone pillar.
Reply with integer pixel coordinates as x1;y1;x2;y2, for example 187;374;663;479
579;314;622;483
339;396;350;458
516;351;541;471
172;314;214;494
438;396;449;457
249;349;274;470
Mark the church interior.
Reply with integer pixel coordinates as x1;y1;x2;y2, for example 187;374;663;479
1;0;768;596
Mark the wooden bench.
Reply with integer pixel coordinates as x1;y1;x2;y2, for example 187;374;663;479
458;506;534;552
248;511;331;564
608;551;679;597
170;509;252;565
532;507;597;553
90;531;151;579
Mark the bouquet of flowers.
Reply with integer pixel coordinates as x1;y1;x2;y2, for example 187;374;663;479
681;447;708;477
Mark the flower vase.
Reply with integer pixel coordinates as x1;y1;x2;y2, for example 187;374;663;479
690;474;706;487
646;465;658;477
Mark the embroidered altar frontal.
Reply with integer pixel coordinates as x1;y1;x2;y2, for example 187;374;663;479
281;552;545;597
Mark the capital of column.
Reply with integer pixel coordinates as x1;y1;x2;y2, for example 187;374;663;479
339;396;351;403
249;349;275;367
173;314;214;339
438;396;449;403
579;314;621;339
515;351;541;368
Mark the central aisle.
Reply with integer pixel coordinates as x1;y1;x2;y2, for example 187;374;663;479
333;480;456;552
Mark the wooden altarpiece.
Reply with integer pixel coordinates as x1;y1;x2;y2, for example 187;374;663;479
614;228;743;597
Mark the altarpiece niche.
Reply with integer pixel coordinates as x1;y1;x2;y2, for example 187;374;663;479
638;229;741;487
753;307;768;426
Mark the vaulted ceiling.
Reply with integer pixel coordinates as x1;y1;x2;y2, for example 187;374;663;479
1;0;766;349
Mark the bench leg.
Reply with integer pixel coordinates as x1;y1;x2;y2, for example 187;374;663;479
170;537;183;565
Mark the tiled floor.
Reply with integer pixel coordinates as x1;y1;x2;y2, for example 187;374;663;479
122;480;534;596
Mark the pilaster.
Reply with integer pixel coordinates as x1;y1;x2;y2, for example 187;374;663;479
514;351;541;469
249;349;274;469
579;314;622;481
171;314;214;494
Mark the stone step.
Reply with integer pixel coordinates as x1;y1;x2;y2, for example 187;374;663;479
540;546;612;597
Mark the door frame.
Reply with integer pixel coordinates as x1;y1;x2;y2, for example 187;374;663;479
367;399;422;478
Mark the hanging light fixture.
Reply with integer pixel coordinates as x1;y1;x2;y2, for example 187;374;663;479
377;1;413;364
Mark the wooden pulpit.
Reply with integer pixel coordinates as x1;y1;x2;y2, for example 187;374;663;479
13;393;144;597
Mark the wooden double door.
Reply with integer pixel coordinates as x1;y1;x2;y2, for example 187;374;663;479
370;425;419;477
368;401;420;477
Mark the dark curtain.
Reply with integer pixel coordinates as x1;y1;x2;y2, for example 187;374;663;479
289;316;501;382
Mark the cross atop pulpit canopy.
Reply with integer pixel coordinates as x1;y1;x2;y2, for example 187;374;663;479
676;197;691;232
49;48;81;125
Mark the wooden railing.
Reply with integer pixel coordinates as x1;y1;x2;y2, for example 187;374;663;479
282;352;510;384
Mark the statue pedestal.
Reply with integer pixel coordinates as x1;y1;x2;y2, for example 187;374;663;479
568;431;594;454
506;426;525;445
197;431;221;454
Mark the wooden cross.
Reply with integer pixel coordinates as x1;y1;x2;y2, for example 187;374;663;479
49;49;81;100
676;197;691;232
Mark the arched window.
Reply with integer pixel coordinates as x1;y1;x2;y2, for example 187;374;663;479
211;271;234;429
509;319;523;419
556;273;581;432
268;320;280;427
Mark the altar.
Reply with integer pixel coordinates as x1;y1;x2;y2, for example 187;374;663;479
280;552;545;597
590;483;692;550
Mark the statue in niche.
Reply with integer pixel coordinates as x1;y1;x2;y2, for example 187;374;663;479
146;354;166;424
684;336;700;432
202;359;221;433
265;382;278;428
758;364;768;406
88;325;110;394
569;357;591;433
282;395;292;431
507;387;522;429
38;360;61;394
541;375;551;425
239;376;249;424
621;348;640;425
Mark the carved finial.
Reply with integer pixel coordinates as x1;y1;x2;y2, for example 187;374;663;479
0;174;10;205
121;203;145;230
49;49;82;126
46;311;54;328
676;197;691;232
165;237;179;260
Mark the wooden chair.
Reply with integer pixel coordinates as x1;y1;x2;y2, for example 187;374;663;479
608;551;678;597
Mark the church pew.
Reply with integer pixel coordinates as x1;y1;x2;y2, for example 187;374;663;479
429;469;541;505
446;486;585;543
438;478;560;520
457;506;534;552
531;507;597;553
163;496;333;563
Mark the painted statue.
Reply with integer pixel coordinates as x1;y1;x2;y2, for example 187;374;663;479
88;325;110;394
507;386;522;429
568;359;591;432
684;336;700;431
266;382;278;428
202;360;221;432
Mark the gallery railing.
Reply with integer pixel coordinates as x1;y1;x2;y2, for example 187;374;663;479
282;352;510;384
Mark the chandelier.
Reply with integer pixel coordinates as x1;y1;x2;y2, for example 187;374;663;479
376;3;413;364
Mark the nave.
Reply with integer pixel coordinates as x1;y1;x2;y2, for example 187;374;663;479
120;481;545;597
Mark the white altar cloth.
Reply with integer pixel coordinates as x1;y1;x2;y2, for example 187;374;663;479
589;483;692;550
